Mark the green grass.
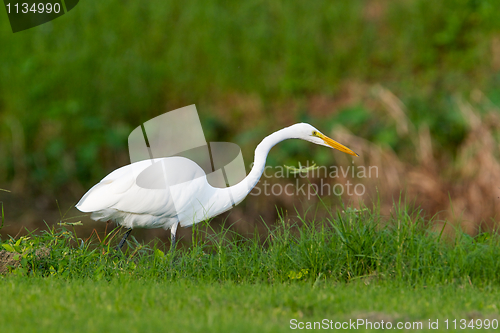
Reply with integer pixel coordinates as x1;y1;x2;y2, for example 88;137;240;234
1;203;500;331
0;278;499;333
3;202;500;284
2;0;500;192
3;2;500;330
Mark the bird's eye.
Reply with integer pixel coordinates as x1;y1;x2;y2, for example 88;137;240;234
312;131;318;136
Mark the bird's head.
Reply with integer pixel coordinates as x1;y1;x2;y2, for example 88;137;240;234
288;123;358;156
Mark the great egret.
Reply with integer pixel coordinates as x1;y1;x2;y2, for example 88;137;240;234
76;123;357;249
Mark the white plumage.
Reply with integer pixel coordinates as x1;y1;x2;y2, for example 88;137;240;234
76;123;358;248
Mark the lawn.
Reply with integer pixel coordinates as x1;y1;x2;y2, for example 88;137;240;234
1;278;499;332
1;204;500;331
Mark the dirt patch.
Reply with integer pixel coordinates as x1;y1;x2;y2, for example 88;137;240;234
0;247;50;274
0;250;20;274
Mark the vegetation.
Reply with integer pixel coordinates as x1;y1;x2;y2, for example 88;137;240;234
1;0;500;194
1;203;499;331
2;1;500;331
1;279;499;332
3;202;500;284
2;0;500;235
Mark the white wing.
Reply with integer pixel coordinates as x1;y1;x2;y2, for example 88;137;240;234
76;163;138;213
76;157;211;227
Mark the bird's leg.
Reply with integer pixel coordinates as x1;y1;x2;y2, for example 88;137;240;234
116;228;132;251
170;221;179;250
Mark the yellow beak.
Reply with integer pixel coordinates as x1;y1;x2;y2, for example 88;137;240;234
317;133;358;156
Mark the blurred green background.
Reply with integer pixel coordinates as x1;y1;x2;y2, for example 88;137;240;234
1;0;500;240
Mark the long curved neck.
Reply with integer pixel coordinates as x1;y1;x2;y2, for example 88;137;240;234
229;126;295;204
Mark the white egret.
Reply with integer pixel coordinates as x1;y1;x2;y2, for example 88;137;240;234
76;123;358;249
